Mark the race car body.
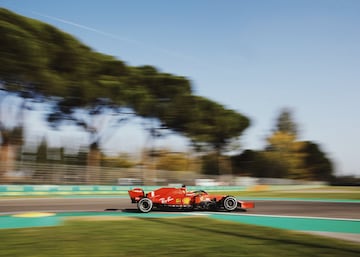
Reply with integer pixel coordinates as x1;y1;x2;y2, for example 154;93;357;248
128;186;255;213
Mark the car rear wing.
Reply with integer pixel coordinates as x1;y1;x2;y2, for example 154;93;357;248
128;188;145;203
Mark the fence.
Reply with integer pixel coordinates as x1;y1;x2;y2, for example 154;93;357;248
1;161;222;186
0;161;327;187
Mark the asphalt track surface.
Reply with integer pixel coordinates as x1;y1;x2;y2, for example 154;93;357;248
1;197;359;242
0;198;359;219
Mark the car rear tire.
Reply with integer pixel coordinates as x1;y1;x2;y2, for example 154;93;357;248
137;198;153;213
223;196;237;211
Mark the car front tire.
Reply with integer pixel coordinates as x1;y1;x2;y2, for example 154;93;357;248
223;196;237;211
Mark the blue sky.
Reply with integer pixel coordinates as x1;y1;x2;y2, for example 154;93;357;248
1;0;359;176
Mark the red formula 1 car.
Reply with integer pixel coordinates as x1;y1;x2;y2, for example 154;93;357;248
128;186;254;213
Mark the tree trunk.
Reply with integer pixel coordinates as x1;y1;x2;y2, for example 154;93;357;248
86;143;101;184
0;144;17;183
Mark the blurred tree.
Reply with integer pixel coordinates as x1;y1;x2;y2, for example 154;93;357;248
275;107;298;136
185;97;250;151
154;150;190;171
0;91;27;183
101;154;135;168
265;108;301;178
258;109;333;181
0;9;250;148
292;141;334;181
0;8;251;182
201;153;219;175
184;97;250;175
330;175;360;186
36;138;48;163
233;140;333;181
231;150;288;178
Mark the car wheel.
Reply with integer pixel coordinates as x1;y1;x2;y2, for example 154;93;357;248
223;196;237;211
137;198;153;213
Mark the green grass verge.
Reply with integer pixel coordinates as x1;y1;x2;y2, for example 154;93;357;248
0;217;359;257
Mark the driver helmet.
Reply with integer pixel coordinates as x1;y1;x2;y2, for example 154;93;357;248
181;184;186;193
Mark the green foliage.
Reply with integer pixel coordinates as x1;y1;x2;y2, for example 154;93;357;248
0;126;23;146
293;141;334;181
275;108;298;137
231;150;288;178
233;141;334;181
183;96;250;151
154;150;190;171
201;153;233;175
330;176;360;186
201;153;220;175
0;8;250;152
231;108;334;181
101;154;135;168
265;131;300;178
265;108;299;178
265;130;333;180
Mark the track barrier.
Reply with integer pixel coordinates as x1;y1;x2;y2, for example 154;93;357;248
0;184;326;196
